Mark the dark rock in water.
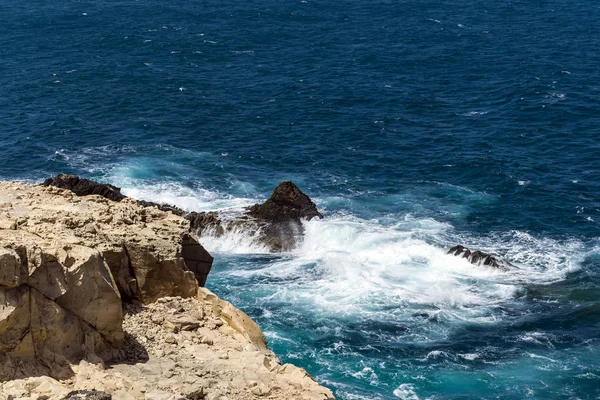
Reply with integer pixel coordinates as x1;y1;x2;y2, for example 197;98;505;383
43;174;125;202
186;211;224;236
246;181;322;251
137;200;185;216
447;245;514;270
247;181;323;223
62;390;112;400
188;181;323;252
241;181;323;251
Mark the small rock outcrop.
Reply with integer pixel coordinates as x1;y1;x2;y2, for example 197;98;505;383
247;181;323;223
186;211;224;236
43;174;125;202
189;181;323;252
447;245;514;270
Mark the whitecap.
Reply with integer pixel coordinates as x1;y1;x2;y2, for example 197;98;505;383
393;384;420;400
461;111;489;117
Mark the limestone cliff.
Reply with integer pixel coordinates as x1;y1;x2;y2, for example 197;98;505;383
0;181;334;399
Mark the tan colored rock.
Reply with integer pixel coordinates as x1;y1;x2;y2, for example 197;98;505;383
125;243;197;304
0;247;27;287
0;295;334;399
0;285;31;357
199;288;269;354
0;181;213;305
0;181;333;399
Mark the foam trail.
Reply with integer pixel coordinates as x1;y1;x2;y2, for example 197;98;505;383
211;212;587;331
199;223;271;254
119;181;255;212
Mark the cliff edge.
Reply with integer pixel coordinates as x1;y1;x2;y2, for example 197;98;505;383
0;181;334;400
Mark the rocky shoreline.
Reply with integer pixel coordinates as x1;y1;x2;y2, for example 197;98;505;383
0;180;334;400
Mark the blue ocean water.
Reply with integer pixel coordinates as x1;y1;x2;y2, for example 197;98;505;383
1;0;599;398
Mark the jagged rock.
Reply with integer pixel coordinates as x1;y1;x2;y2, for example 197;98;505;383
447;245;514;270
180;234;214;287
43;174;125;202
189;182;323;252
137;200;185;216
0;289;335;399
186;212;224;236
0;180;334;399
247;181;323;223
0;247;28;288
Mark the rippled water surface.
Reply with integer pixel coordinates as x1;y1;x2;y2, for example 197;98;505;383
1;1;599;398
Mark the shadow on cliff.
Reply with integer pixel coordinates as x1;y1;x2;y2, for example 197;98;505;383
108;332;150;365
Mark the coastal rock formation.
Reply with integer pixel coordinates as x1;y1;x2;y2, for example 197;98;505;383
0;181;334;399
247;180;323;222
137;200;185;217
0;181;212;380
447;245;514;270
0;289;335;399
44;175;323;253
43;174;125;202
189;181;323;252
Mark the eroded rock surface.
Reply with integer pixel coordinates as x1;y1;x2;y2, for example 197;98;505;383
0;291;335;400
447;245;514;270
43;174;125;202
0;181;334;399
0;181;212;380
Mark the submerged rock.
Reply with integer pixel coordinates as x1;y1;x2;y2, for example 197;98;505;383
43;174;125;202
447;245;514;270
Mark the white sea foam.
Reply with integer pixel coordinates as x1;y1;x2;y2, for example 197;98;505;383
393;384;420;400
199;222;271;254
199;208;589;333
461;111;489;116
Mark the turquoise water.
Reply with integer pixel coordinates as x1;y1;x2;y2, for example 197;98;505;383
1;1;599;398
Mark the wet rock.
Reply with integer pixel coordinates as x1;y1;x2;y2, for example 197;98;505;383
43;174;125;202
447;245;514;270
247;181;323;223
186;212;224;236
189;182;322;252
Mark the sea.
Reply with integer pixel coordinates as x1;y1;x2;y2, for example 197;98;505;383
1;1;599;398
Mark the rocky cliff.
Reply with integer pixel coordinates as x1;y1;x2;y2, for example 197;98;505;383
0;181;334;399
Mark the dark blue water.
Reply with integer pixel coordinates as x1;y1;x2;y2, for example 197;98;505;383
1;1;599;398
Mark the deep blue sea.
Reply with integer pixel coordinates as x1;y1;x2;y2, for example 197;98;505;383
1;1;599;398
